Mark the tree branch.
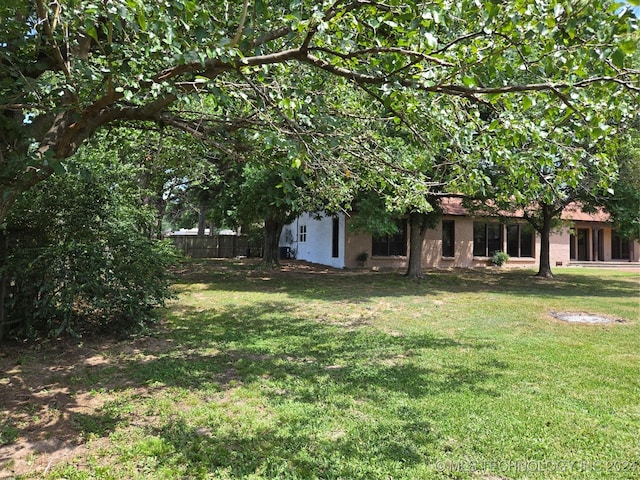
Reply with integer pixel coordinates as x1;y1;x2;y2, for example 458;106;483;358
229;0;249;48
35;0;70;79
308;46;454;67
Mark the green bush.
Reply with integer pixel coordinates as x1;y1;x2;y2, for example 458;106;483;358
491;250;510;267
1;160;178;340
356;251;369;263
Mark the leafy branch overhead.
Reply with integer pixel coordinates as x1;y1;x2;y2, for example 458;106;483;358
4;1;637;139
0;0;638;222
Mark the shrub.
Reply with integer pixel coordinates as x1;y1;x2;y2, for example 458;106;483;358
491;250;510;267
1;160;178;340
356;251;369;263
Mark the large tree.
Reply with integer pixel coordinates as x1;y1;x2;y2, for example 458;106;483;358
2;0;638;221
1;0;638;291
460;113;622;278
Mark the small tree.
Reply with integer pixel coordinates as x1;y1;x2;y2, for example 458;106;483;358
603;130;640;242
229;161;306;267
0;156;177;341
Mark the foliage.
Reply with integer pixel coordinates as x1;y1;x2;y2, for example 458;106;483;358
347;191;402;237
0;0;638;330
1;0;638;225
491;250;510;267
2;156;178;340
0;421;19;446
604;129;640;241
459;110;622;277
356;251;369;263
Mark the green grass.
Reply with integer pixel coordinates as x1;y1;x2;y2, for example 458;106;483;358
14;261;640;479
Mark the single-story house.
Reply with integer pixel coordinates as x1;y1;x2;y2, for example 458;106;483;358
278;198;640;269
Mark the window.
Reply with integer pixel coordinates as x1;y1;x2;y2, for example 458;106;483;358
372;219;407;256
506;224;534;257
473;222;503;257
612;231;631;260
332;217;339;258
299;224;307;242
442;220;455;257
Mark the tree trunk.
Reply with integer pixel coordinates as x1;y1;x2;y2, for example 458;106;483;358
197;198;207;237
154;200;166;239
0;231;7;342
536;206;554;278
405;212;428;280
263;217;284;267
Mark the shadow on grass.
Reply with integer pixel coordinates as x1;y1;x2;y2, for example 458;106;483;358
146;413;437;479
88;302;502;477
121;302;500;398
171;259;640;303
1;296;503;477
4;260;636;477
95;301;502;477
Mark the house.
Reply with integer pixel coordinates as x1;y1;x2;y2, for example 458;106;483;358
278;199;640;269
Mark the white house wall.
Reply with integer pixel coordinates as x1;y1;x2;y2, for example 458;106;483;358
280;213;345;268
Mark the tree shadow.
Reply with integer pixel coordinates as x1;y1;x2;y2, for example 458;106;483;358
96;302;503;476
145;413;438;479
171;260;640;304
0;296;505;476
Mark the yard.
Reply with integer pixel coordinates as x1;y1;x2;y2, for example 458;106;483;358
1;260;639;479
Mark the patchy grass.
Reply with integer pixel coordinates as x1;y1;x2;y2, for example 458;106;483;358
2;260;639;479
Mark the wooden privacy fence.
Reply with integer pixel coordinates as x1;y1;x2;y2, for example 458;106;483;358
170;235;254;258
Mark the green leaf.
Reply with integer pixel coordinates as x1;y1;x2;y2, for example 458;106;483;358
462;76;476;88
619;39;636;55
611;48;626;68
424;32;437;47
137;7;147;31
86;25;98;41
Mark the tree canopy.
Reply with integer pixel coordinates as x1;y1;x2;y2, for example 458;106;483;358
604;129;640;241
2;0;638;221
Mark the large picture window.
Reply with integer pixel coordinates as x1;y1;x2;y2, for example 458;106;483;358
473;222;502;257
442;220;455;257
372;219;407;256
612;231;631;260
506;224;534;257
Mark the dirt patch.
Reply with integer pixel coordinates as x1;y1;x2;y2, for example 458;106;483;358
550;311;627;325
0;332;178;478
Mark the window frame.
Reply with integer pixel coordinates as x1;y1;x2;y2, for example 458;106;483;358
506;223;534;258
611;230;631;260
473;221;504;257
331;217;339;258
371;219;408;257
441;220;455;258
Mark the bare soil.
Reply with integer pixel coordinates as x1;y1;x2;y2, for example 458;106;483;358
550;311;627;325
0;333;175;478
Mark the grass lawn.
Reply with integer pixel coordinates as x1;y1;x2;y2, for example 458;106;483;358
2;260;639;479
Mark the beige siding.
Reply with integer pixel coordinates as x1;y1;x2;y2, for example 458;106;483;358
549;228;571;267
339;213;640;270
344;228;408;269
